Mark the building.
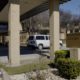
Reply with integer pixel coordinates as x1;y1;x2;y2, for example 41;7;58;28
0;0;71;66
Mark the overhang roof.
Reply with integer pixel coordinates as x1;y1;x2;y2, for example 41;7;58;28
0;0;8;11
0;0;71;22
21;0;71;20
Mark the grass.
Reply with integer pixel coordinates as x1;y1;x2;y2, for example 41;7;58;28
0;59;51;75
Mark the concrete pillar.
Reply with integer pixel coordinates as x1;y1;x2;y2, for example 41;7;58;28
8;3;21;66
70;48;80;60
49;0;60;58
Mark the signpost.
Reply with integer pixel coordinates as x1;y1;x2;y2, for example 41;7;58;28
66;33;80;60
66;33;80;48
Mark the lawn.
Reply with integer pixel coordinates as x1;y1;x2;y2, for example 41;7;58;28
0;59;51;75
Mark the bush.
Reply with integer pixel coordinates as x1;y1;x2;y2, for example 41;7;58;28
57;58;80;79
55;50;70;62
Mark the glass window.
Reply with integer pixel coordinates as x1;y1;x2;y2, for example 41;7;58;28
46;36;48;40
70;30;73;33
75;29;79;33
36;36;44;40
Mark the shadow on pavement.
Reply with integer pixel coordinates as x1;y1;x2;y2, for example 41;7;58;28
36;50;50;58
0;46;36;56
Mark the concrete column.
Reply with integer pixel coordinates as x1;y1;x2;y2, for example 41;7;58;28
70;48;80;60
8;3;21;66
49;0;60;58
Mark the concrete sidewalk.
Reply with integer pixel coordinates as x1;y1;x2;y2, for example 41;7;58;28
0;53;49;64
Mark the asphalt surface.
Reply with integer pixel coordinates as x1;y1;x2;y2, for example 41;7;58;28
0;45;69;63
0;46;50;63
0;46;50;56
0;45;69;57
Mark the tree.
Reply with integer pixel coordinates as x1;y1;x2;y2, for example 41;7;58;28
21;9;80;34
60;10;72;28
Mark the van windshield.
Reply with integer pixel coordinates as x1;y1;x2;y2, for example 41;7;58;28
28;36;34;40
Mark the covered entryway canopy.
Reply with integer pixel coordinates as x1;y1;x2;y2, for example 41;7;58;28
0;0;71;22
0;0;71;66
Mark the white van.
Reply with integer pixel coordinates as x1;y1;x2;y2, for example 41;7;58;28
27;35;63;50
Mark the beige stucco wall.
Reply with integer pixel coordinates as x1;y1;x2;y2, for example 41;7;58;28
70;48;80;60
20;32;29;46
60;32;66;40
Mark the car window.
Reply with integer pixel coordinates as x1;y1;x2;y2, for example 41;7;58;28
28;36;34;40
46;36;49;40
36;36;45;40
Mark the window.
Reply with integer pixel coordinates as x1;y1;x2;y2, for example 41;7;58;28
36;36;44;40
70;30;73;33
46;36;49;40
75;29;79;33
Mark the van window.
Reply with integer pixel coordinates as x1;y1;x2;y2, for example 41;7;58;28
36;36;44;40
28;36;34;40
46;36;49;40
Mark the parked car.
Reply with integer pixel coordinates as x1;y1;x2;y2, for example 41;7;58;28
27;35;63;50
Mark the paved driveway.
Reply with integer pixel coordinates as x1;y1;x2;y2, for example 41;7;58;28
0;46;50;63
0;46;49;56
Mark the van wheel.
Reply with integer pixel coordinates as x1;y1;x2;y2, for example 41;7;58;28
38;44;43;50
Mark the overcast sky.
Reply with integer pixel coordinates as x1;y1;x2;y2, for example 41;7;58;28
60;0;80;15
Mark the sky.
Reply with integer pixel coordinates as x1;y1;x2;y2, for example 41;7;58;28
60;0;80;15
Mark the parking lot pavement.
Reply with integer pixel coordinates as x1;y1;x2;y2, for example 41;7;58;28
0;45;70;56
0;45;70;55
0;46;50;64
0;46;50;56
0;46;70;64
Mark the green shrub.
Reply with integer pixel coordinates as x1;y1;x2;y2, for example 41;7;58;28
57;58;80;79
55;50;70;62
65;50;70;58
